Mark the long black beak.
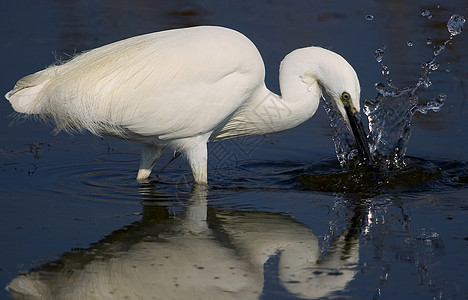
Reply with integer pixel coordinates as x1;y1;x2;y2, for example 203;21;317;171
344;103;373;165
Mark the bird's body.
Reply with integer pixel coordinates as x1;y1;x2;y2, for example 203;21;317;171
6;26;369;184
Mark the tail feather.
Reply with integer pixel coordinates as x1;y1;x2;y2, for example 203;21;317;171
5;68;54;114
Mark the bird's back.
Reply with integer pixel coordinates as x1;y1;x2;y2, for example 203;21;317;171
6;26;266;141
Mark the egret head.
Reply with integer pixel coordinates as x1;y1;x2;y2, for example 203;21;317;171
281;46;372;163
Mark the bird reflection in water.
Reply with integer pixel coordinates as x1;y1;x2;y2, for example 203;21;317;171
7;186;364;299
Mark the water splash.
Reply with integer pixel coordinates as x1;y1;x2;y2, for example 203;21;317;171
323;14;464;171
322;94;361;169
363;14;464;169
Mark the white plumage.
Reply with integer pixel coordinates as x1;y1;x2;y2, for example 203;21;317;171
6;26;366;184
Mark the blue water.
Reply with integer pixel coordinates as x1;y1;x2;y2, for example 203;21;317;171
1;1;467;299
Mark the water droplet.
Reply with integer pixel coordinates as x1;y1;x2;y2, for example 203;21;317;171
374;48;384;63
421;9;432;19
374;82;394;97
415;94;446;114
365;15;374;21
447;14;465;36
375;82;385;90
445;64;451;73
407;41;414;47
433;44;445;56
425;37;432;45
423;61;439;71
381;65;390;76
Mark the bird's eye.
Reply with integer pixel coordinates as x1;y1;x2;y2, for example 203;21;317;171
341;92;351;101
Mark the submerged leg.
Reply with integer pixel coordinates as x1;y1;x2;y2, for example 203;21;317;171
137;144;165;181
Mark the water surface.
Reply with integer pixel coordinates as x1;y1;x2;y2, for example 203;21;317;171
1;1;467;299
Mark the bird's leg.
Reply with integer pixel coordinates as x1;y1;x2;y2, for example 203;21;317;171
185;143;208;185
137;144;165;181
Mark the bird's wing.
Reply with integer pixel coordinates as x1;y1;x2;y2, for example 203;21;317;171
35;27;265;140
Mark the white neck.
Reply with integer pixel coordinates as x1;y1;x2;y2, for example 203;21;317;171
245;82;320;136
214;46;358;140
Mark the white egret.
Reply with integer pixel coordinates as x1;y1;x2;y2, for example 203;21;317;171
5;26;371;184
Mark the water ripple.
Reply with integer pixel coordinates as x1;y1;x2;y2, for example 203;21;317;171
6;151;468;203
32;153;142;204
295;157;468;195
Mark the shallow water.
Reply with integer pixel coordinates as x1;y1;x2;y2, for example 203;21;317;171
1;1;468;299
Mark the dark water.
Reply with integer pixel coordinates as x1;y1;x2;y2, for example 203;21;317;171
1;1;468;299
